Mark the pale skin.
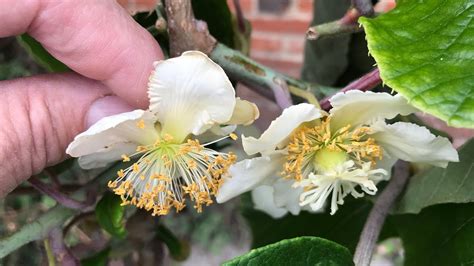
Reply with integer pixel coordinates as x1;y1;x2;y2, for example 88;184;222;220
0;0;164;196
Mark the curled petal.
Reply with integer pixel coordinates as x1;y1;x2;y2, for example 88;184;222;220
243;103;323;155
66;110;158;158
329;91;418;129
371;121;459;167
148;51;235;142
226;98;260;126
216;153;285;203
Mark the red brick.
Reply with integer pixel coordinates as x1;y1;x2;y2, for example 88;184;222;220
286;39;305;54
297;0;313;13
227;0;253;14
250;18;310;33
251;37;282;52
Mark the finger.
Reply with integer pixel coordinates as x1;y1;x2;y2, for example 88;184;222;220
0;73;134;197
0;0;163;108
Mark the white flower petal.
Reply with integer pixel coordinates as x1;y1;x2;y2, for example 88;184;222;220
78;142;137;169
242;103;323;155
251;186;288;218
272;179;304;216
216;153;285;203
329;91;418;129
371;121;459;167
66;110;158;157
148;51;236;142
226;98;260;126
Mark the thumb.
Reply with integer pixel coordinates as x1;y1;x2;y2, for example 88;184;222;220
0;73;134;197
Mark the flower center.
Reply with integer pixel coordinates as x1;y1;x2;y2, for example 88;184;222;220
108;137;236;216
313;148;348;172
283;117;383;181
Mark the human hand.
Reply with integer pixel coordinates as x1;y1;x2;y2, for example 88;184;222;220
0;0;163;196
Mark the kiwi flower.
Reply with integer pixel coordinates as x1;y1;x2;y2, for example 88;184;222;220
66;51;259;216
216;91;458;217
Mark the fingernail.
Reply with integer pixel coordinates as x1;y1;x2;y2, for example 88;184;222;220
86;96;135;127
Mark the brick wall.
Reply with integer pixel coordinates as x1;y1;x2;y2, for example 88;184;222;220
229;0;314;78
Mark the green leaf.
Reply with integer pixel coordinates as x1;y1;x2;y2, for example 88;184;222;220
81;248;110;266
17;34;69;72
394;203;474;266
223;236;353;266
242;195;397;252
192;0;235;48
95;192;127;238
156;225;190;261
395;139;474;214
360;1;474;128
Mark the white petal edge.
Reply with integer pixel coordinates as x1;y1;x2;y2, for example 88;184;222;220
216;153;285;203
78;142;137;169
66;110;158;157
329;91;418;129
272;179;304;216
251;186;288;219
148;51;236;142
242;103;323;156
371;121;459;167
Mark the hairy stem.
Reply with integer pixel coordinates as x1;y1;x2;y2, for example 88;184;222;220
28;176;94;210
211;43;337;107
352;0;374;17
0;205;75;259
353;161;410;266
320;68;380;110
307;9;362;41
48;228;79;266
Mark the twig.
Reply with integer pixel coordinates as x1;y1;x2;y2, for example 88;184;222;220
164;0;216;57
48;228;79;266
352;0;374;17
232;0;246;33
307;9;362;41
0;205;75;259
0;162;124;259
43;239;56;266
28;176;94;210
211;43;334;108
320;68;380;110
353;161;410;266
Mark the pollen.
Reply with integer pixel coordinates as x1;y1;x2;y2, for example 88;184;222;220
121;154;131;162
108;137;237;216
136;119;145;129
229;133;238;140
283;117;383;181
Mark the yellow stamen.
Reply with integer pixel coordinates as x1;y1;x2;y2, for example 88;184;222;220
136;119;145;129
229;133;238;140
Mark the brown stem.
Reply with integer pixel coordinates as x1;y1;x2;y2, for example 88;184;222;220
48;228;79;266
352;0;374;17
307;8;362;41
28;176;95;210
233;0;246;33
320;68;381;110
353;161;410;266
164;0;216;57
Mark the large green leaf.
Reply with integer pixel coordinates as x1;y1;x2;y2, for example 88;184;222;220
223;236;353;266
242;195;397;252
395;139;474;214
394;203;474;266
95;192;127;238
17;34;69;72
360;0;474;128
